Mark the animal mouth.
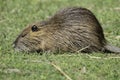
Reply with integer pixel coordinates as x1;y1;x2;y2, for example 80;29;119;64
13;43;43;53
13;43;30;52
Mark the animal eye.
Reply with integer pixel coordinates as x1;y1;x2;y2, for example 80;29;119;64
31;25;38;32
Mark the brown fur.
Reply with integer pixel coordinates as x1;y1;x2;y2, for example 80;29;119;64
13;7;120;53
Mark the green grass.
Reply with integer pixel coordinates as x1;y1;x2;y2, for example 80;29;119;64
0;0;120;80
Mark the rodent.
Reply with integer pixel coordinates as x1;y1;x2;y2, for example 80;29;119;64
13;7;120;53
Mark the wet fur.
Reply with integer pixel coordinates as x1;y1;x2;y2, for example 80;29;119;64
13;7;120;53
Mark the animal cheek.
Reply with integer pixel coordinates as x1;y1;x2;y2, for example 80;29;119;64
29;31;39;37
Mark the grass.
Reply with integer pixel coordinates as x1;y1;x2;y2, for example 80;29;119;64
0;0;120;80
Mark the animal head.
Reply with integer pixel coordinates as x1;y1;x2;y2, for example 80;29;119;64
13;21;54;52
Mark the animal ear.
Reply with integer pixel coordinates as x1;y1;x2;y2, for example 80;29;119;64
31;25;39;32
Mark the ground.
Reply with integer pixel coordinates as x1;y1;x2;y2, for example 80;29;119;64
0;0;120;80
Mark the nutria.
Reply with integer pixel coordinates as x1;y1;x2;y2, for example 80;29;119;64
13;7;120;53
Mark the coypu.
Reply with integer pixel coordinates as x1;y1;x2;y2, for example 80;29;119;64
13;7;120;53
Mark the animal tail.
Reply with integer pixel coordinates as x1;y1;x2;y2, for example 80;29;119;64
104;44;120;53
